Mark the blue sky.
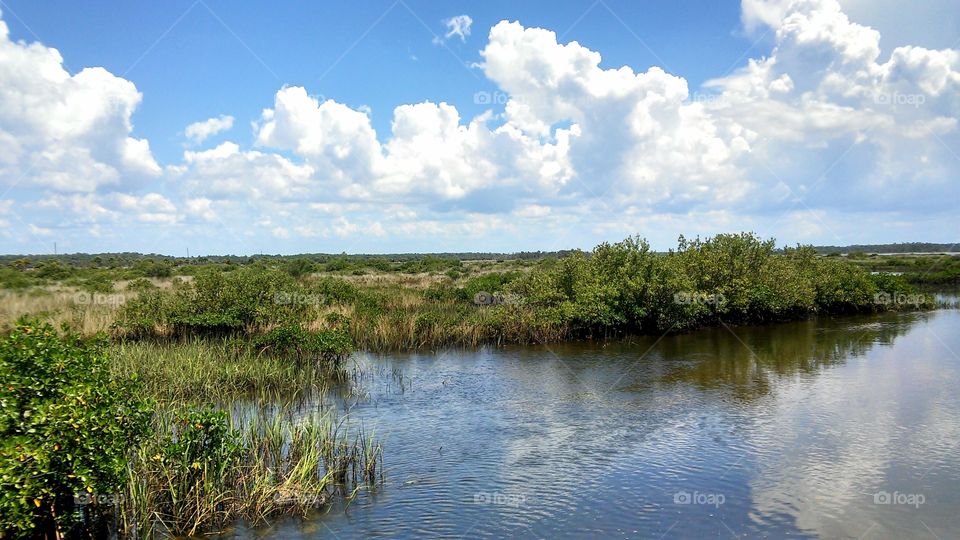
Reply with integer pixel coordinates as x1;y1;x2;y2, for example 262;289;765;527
2;1;749;164
0;0;957;255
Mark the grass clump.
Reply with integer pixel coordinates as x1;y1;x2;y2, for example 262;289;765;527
252;323;353;369
109;339;332;403
123;406;382;537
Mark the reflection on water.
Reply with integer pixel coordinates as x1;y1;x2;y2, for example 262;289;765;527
221;310;960;539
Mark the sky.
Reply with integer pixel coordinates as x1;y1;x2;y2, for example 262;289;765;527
0;0;957;256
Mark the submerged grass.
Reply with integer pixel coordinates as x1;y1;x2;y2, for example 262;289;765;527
119;405;382;538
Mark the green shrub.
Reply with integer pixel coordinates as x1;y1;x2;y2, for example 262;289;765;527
117;267;309;337
283;258;315;278
126;278;158;292
308;277;360;304
505;233;922;337
324;258;350;272
0;266;33;290
252;323;353;367
509;236;655;334
0;320;152;538
458;272;521;302
81;273;115;294
133;259;173;278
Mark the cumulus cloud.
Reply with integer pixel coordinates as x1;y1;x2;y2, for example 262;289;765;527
167;0;958;250
433;15;473;44
2;1;957;253
178;141;315;201
480;20;753;208
184;115;234;145
255;87;382;185
0;12;159;193
708;0;960;213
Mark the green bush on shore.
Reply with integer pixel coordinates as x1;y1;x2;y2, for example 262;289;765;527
507;233;931;336
106;232;935;349
0;320;152;538
116;266;309;337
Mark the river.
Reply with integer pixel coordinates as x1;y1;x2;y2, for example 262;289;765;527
228;308;960;539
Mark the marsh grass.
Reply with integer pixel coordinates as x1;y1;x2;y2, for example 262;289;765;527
0;287;129;335
0;267;562;351
119;405;382;537
109;339;340;403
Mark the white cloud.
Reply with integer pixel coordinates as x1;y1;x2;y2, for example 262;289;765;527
169;2;958;249
0;14;159;192
185;197;217;221
184;115;234;145
179;141;316;201
433;15;473;44
28;224;53;236
709;0;960;213
1;2;957;253
255;86;382;185
480;20;752;208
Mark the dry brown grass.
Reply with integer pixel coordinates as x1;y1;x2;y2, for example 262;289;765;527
0;277;195;336
0;288;128;335
313;271;448;288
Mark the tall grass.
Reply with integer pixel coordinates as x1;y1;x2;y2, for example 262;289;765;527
119;405;382;537
109;339;336;403
0;288;128;335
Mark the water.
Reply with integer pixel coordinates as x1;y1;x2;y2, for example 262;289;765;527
231;309;960;539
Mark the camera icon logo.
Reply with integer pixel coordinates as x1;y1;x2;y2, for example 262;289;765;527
674;491;691;504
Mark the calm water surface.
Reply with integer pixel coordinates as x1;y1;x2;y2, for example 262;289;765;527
232;309;960;539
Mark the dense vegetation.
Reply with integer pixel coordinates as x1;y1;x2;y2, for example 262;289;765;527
0;321;151;537
0;320;381;538
1;233;940;351
99;233;935;348
0;232;948;537
507;233;929;337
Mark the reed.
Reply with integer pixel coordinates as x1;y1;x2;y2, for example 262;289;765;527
119;405;382;537
109;339;333;403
